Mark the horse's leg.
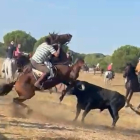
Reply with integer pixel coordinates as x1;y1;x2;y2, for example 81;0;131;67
13;97;33;115
54;86;57;93
126;90;133;107
59;84;72;102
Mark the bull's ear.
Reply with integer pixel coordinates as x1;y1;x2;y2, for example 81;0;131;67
76;82;85;91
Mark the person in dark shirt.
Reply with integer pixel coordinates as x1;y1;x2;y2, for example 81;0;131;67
6;41;16;59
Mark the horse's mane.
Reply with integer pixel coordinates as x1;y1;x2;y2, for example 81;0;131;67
126;62;136;73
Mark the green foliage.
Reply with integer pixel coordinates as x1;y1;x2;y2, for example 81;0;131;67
3;30;36;53
34;36;47;52
84;53;106;67
111;45;140;72
0;42;6;57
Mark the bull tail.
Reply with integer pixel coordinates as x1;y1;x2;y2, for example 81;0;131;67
0;81;16;96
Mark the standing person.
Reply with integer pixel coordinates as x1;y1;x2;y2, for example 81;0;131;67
30;36;60;89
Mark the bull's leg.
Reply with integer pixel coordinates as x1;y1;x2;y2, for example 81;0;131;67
81;103;91;123
73;103;81;122
108;106;119;127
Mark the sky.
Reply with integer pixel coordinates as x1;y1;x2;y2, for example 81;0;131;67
0;0;140;55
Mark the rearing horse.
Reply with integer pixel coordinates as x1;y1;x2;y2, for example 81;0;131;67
0;33;85;115
123;63;140;108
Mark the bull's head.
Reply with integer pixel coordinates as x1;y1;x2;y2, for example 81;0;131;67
76;81;85;91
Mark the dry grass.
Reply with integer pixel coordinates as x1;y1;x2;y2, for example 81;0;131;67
0;58;140;139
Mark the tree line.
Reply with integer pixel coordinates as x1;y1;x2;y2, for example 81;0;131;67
0;30;140;72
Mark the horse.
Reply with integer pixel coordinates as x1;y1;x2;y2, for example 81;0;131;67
81;65;89;73
104;70;115;85
123;63;140;108
0;33;84;115
1;58;17;83
93;65;104;76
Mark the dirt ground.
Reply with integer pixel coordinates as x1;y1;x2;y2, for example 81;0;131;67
0;59;140;140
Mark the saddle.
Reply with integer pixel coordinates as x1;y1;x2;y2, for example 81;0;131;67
32;66;57;80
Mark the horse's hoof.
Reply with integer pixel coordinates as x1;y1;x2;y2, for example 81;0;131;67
72;119;76;122
27;109;33;115
59;96;63;102
112;125;115;129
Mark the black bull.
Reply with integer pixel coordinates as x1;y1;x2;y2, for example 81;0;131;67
65;80;125;127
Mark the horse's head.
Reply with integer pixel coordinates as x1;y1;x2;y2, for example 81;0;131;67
16;55;30;69
74;58;85;68
49;32;72;45
123;63;135;78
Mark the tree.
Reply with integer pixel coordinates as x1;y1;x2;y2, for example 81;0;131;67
84;53;105;67
0;42;6;57
111;45;140;72
3;30;36;53
34;36;69;53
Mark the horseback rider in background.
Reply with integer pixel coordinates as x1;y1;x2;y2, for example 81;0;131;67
2;41;16;73
96;63;100;70
135;57;140;83
30;36;60;89
107;63;114;78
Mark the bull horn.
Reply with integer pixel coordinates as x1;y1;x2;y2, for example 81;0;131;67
76;82;85;91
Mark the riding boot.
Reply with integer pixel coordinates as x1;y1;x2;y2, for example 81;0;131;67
34;73;47;89
48;67;54;79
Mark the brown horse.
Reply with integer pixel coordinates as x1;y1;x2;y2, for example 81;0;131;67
0;33;84;114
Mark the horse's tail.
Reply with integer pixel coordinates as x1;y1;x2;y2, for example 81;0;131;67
0;81;16;96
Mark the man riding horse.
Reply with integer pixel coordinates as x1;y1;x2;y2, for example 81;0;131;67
31;36;60;89
0;32;85;114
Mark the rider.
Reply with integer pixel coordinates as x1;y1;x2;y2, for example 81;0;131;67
6;41;16;59
96;63;100;70
107;63;114;78
107;63;113;71
135;58;140;83
66;51;73;66
30;36;60;89
1;41;16;74
14;44;23;58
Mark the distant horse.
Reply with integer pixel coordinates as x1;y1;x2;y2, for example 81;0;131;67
104;71;115;85
0;33;84;115
123;63;140;108
93;65;104;76
82;65;89;73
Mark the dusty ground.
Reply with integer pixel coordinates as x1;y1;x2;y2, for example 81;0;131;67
0;59;140;140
